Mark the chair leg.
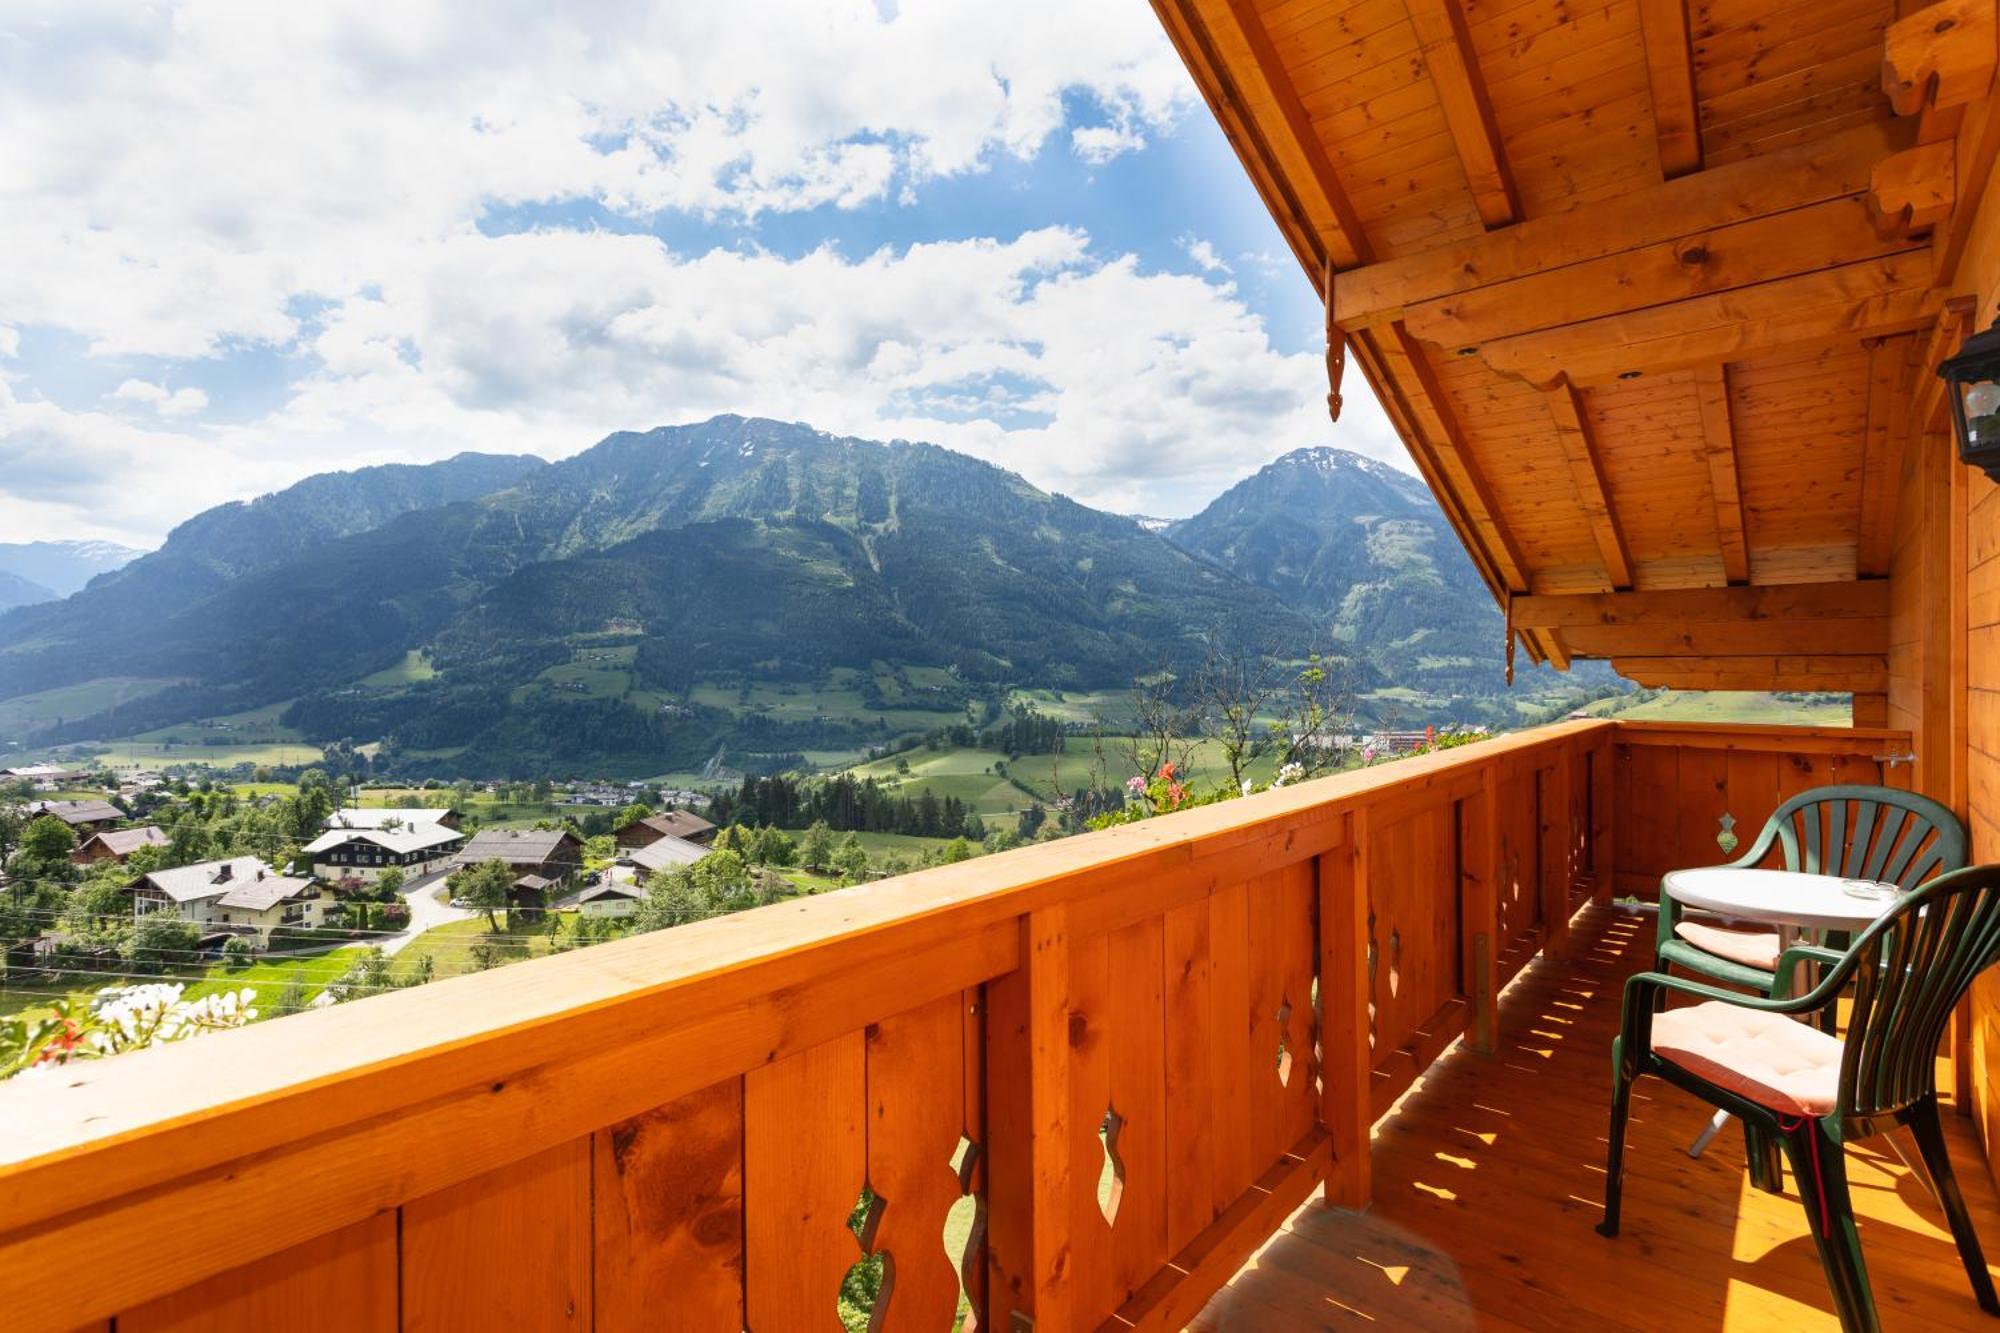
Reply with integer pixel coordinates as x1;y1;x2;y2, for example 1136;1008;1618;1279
1781;1120;1879;1333
1744;1120;1784;1194
1908;1098;2000;1316
1598;1039;1632;1238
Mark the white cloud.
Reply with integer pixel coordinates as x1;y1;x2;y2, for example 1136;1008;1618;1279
1178;235;1228;274
111;379;209;417
0;0;1193;358
0;0;1417;543
1072;122;1146;165
0;326;17;359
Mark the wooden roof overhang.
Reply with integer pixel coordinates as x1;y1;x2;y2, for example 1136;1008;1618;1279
1153;0;2000;692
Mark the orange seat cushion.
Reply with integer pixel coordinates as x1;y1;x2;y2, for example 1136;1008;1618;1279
1673;919;1783;971
1651;1001;1843;1117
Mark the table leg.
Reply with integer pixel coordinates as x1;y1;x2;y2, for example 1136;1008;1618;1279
1688;1108;1730;1158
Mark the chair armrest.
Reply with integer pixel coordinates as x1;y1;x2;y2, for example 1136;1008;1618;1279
1623;968;1828;1017
1772;943;1847;996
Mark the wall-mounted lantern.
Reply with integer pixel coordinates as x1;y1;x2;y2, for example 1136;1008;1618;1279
1939;315;2000;479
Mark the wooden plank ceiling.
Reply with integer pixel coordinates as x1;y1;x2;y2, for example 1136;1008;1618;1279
1152;0;2000;692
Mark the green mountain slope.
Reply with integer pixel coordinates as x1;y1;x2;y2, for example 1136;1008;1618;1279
0;418;1318;770
1167;446;1610;719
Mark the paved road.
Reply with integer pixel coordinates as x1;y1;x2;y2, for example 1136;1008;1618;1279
379;870;475;957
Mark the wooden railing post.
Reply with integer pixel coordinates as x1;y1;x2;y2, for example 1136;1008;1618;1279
985;905;1074;1329
1465;773;1499;1055
1542;745;1575;960
1319;808;1372;1209
1592;734;1617;903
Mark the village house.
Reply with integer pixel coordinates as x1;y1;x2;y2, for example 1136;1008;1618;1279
127;857;334;947
301;823;466;885
69;826;168;866
452;828;585;916
624;834;710;885
24;799;125;836
614;809;716;850
575;881;643;918
324;806;462;833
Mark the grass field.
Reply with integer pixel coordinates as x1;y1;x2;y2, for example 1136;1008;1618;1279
357;649;437;687
387;918;566;982
1;944;365;1025
0;677;178;740
1004;687;1134;726
1581;690;1853;726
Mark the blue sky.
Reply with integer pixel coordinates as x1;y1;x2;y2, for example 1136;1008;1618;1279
0;1;1405;545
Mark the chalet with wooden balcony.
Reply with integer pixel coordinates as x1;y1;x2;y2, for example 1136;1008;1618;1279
4;3;2000;1330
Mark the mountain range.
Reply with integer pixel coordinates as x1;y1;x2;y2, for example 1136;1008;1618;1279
0;416;1597;775
0;540;144;609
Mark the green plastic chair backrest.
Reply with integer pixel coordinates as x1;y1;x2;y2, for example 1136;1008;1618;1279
1742;784;1967;890
1841;864;2000;1118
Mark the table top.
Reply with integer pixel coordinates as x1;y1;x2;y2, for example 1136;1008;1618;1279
1661;866;1901;932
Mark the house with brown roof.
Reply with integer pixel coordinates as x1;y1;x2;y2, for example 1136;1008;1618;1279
25;799;125;836
70;825;169;866
452;828;585;917
614;809;716;850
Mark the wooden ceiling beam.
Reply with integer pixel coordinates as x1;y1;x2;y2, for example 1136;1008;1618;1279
1691;365;1751;585
1515;580;1889;628
1405;0;1520;228
1469;252;1943;387
1148;0;1371;278
1857;336;1916;576
1870;140;1957;235
1614;654;1890;692
1558;620;1890;657
1403;196;1921;351
1330;123;1904;329
1637;0;1703;178
1544;381;1635;590
1883;0;1998;119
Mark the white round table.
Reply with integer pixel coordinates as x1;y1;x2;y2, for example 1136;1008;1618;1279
1661;866;1901;934
1660;866;1901;1159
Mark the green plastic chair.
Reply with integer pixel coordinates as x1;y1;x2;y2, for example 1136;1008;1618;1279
1656;784;1968;995
1602;864;2000;1332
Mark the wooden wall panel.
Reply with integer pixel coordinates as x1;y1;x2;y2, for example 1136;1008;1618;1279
743;1033;866;1331
402;1140;592;1332
594;1080;744;1331
121;1215;396;1333
1612;731;1899;893
866;992;975;1333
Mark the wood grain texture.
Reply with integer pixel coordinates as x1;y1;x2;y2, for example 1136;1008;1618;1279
120;1215;395;1333
403;1140;591;1333
865;992;972;1333
743;1032;867;1331
593;1079;744;1331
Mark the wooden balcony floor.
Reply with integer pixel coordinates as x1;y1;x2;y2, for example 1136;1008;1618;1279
1193;904;2000;1331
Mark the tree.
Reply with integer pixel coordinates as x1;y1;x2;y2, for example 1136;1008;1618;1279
615;801;653;829
1196;643;1281;795
374;865;406;898
19;815;76;866
832;834;870;884
800;820;835;871
754;826;797;867
128;914;202;974
453;857;516;929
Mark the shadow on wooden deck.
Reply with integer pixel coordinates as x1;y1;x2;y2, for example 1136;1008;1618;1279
1192;904;2000;1331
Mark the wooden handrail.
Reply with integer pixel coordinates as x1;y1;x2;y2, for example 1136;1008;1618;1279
0;716;1909;1331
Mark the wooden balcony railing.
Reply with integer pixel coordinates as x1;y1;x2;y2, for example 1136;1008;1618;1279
0;718;1914;1332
